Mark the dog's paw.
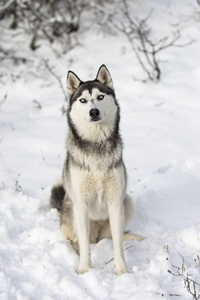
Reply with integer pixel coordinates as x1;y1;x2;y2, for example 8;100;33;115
116;266;132;275
115;260;132;275
123;233;145;241
77;268;89;274
77;261;91;274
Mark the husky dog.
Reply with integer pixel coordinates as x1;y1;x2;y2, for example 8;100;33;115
50;65;140;275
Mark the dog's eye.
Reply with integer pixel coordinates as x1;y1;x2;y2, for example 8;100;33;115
79;98;87;103
97;95;104;101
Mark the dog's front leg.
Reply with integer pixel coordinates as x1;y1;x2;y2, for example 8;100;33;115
74;202;91;274
108;201;130;275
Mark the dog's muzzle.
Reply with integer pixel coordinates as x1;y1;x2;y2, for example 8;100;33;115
89;108;100;122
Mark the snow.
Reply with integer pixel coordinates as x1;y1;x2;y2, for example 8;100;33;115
0;0;200;299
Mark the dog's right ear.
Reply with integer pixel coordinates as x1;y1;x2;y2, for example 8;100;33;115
67;71;82;97
96;65;113;90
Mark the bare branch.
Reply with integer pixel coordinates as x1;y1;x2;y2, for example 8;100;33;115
0;93;7;106
105;245;134;265
168;264;200;300
109;0;189;82
0;0;15;12
43;59;68;102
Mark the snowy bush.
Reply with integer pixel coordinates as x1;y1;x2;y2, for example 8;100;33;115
0;0;195;81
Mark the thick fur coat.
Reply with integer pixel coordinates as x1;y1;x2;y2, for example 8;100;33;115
50;65;140;275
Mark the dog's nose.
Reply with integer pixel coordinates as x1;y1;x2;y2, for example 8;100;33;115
89;108;100;119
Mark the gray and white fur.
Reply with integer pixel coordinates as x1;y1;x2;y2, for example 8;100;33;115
50;65;141;275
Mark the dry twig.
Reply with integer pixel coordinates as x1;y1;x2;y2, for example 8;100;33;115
105;245;134;265
43;59;68;102
109;0;191;82
168;266;200;300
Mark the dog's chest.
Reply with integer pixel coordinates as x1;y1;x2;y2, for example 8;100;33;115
89;184;108;220
81;170;117;221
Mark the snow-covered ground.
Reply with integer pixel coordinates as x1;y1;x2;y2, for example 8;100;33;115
0;1;200;299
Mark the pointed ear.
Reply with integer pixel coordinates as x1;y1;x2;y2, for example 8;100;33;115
96;65;113;90
67;71;82;97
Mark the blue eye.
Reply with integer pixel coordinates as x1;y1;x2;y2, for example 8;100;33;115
97;95;104;101
80;98;87;103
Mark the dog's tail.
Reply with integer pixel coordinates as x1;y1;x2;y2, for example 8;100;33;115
50;181;65;213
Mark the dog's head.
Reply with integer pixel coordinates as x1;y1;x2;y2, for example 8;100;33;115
67;65;118;124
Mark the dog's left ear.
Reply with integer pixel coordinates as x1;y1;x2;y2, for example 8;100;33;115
96;65;113;90
67;71;82;97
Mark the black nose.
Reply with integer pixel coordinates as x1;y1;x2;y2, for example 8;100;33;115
89;108;100;119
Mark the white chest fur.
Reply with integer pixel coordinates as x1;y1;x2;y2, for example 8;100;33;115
67;165;126;221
